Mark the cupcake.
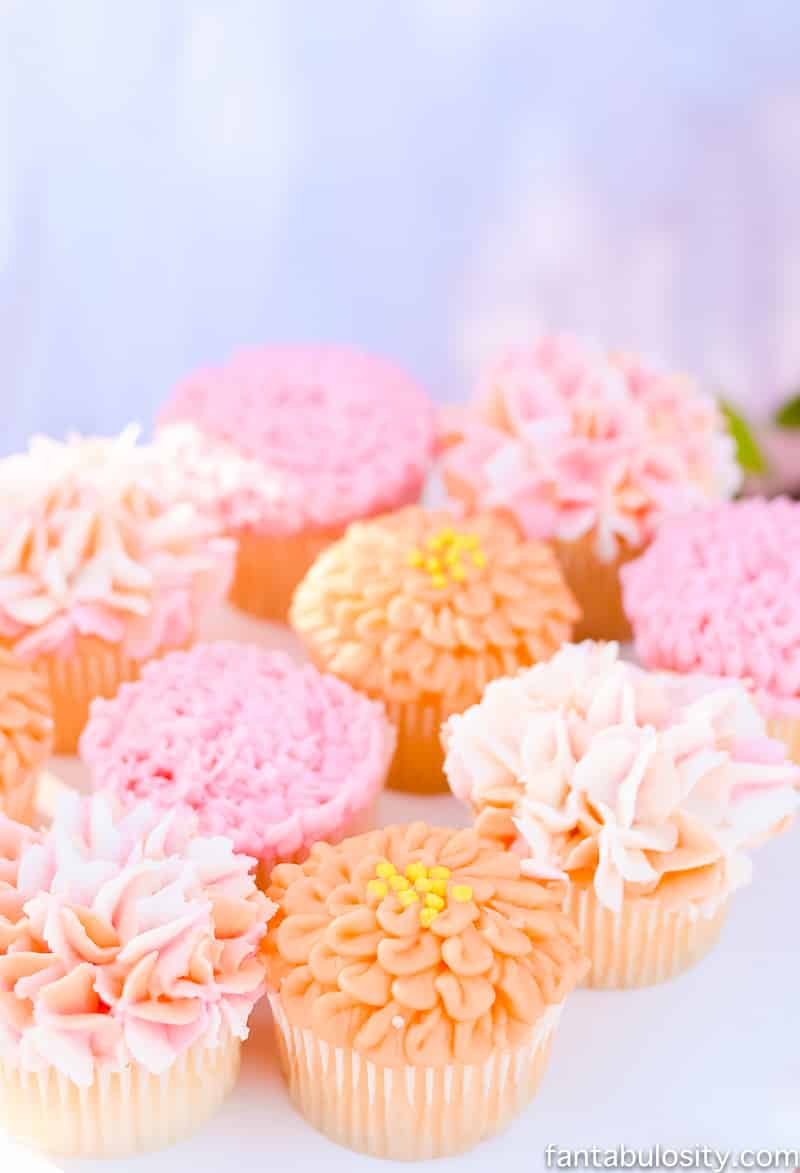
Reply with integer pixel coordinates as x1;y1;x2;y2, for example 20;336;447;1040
444;642;798;988
0;428;234;752
264;822;586;1160
80;642;394;881
290;506;579;793
622;497;800;764
157;345;436;621
0;793;274;1157
442;333;740;640
0;649;52;823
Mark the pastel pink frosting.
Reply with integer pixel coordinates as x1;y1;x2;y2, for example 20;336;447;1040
444;642;798;914
442;334;741;561
80;643;395;869
0;793;274;1086
0;428;235;661
157;346;436;536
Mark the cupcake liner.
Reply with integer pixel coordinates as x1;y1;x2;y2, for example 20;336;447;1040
230;527;343;622
565;882;727;989
383;696;452;794
269;994;562;1160
767;714;800;768
254;796;379;888
0;1031;241;1158
0;771;37;825
552;534;642;642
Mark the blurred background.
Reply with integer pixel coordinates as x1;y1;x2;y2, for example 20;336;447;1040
2;0;800;456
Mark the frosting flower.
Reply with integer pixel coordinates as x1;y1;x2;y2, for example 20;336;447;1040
0;649;52;810
0;428;234;661
443;642;798;914
442;334;741;561
264;824;586;1067
0;794;274;1086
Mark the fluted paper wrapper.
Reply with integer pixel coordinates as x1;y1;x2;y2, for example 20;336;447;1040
382;696;454;794
552;534;642;642
0;1031;240;1158
269;994;562;1161
767;714;800;768
566;882;727;989
231;527;342;622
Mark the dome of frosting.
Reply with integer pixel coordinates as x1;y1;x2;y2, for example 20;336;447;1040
443;642;798;913
264;823;586;1067
0;649;52;799
0;793;274;1086
290;507;579;710
442;333;740;561
0;428;234;661
157;346;435;535
622;497;800;711
81;643;395;868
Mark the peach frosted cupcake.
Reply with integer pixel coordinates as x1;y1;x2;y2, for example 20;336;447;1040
442;333;740;640
0;793;274;1158
0;429;234;752
444;642;798;988
290;507;579;793
622;497;800;765
264;822;586;1160
0;649;52;823
157;345;435;621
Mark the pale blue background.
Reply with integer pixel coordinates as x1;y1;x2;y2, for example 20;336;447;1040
3;0;800;454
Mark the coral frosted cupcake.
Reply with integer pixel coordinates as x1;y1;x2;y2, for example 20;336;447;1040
0;649;53;823
622;497;800;765
442;333;740;640
290;507;579;793
444;642;798;988
0;793;274;1158
0;429;234;752
81;642;394;881
264;822;586;1160
157;345;436;621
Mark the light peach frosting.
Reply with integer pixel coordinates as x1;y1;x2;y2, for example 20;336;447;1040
290;507;580;712
264;823;586;1067
0;649;53;799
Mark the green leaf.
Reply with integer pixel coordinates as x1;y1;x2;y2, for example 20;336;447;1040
774;394;800;428
718;399;768;475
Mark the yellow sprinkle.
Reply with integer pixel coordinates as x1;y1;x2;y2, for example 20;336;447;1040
430;574;447;589
419;907;439;928
430;879;448;897
424;893;445;911
439;526;456;542
367;879;388;899
407;549;424;568
450;565;466;581
398;888;420;907
471;550;487;568
429;866;451;880
451;885;473;903
425;557;441;573
462;534;479;549
375;861;396;879
444;548;460;564
414;877;433;893
389;874;410;891
404;862;427;881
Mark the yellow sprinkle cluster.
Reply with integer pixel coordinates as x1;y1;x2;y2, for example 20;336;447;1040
368;859;474;928
406;527;487;588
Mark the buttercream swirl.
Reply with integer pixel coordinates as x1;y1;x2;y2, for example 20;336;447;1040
81;643;395;869
442;333;741;561
622;498;800;715
0;793;274;1086
444;642;798;914
157;346;435;536
0;428;235;660
0;649;52;802
290;507;579;711
264;823;586;1067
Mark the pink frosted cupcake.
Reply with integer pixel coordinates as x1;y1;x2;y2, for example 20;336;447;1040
0;792;274;1157
80;642;395;880
0;428;234;752
444;641;798;988
622;497;800;765
157;346;436;620
442;334;740;640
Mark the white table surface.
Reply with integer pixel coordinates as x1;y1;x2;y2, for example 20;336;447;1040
3;605;799;1172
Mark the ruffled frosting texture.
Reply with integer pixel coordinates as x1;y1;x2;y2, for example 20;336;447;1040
443;642;798;914
0;649;53;797
0;428;234;660
0;794;274;1086
157;346;435;536
81;643;395;868
622;498;800;712
442;333;741;561
264;823;586;1067
290;507;579;710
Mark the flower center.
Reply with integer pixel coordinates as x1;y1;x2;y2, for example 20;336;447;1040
406;526;487;588
367;859;473;927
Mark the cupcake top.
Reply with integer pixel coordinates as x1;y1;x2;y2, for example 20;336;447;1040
0;794;273;1086
290;507;579;711
157;346;436;536
0;428;234;661
622;498;800;715
264;823;586;1068
80;643;395;868
444;642;798;914
0;649;53;791
442;333;740;561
